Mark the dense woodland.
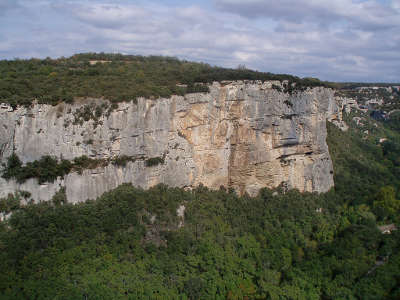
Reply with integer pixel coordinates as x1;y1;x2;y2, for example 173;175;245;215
0;53;331;107
0;54;399;299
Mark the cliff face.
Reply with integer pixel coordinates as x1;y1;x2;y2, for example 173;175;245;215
0;81;339;203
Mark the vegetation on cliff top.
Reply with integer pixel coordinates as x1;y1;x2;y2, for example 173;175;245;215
0;53;331;107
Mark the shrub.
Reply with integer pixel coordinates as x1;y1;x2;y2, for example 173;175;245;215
145;157;165;167
0;193;21;213
72;155;106;174
0;154;108;183
112;155;136;167
1;154;73;184
1;153;22;180
51;187;67;206
0;53;331;107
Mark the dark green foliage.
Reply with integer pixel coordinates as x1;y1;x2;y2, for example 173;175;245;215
84;139;94;145
73;103;105;127
145;156;165;167
186;83;210;93
0;193;21;213
51;187;67;206
72;155;107;174
0;182;398;299
1;154;142;184
1;153;22;180
111;155;138;167
18;190;31;199
354;250;400;299
1;154;110;183
272;84;282;92
0;53;332;107
184;277;207;299
327;113;400;210
373;186;400;222
386;111;400;131
1;154;72;184
283;99;293;107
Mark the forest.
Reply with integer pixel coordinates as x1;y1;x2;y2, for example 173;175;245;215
0;53;331;107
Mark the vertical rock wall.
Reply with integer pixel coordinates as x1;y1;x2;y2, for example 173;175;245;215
0;81;338;203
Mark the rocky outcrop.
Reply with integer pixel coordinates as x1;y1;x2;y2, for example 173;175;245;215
326;95;363;132
0;81;338;203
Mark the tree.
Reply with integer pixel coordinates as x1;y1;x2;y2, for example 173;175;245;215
1;153;22;180
373;186;400;221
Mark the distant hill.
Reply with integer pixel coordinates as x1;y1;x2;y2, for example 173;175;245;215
0;53;331;107
336;82;400;89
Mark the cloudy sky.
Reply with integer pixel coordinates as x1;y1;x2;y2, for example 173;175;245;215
1;0;399;82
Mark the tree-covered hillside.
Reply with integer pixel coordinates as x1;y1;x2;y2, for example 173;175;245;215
1;109;400;299
0;53;331;107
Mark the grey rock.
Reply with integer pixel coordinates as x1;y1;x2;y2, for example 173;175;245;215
0;81;339;202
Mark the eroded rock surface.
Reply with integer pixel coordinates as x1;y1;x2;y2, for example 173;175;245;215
0;81;338;202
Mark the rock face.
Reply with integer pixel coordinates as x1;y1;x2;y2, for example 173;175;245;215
0;81;338;203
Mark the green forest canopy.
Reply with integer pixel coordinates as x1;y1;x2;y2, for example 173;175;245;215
0;53;331;107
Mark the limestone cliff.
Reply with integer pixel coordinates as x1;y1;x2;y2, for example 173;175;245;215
0;81;339;203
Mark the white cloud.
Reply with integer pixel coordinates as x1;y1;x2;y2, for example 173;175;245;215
0;0;399;82
214;0;400;28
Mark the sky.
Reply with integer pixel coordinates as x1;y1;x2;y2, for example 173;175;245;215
0;0;399;82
